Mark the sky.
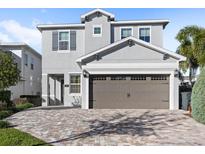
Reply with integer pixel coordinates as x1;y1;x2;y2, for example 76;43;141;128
0;8;205;53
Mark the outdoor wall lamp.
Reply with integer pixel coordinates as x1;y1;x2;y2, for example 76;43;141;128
174;69;179;77
83;70;89;78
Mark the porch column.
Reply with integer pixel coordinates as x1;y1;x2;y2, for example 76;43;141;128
82;75;89;109
42;74;49;106
169;72;175;110
174;74;179;109
64;73;72;107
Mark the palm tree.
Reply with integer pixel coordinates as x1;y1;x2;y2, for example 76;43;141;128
176;25;205;86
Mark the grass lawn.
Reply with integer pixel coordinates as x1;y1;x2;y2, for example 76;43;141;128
0;128;49;146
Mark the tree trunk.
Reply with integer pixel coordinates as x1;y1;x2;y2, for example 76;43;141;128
189;63;193;87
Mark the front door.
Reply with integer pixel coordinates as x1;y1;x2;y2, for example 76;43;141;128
60;79;64;104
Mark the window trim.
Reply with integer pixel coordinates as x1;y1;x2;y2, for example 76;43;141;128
120;26;133;39
69;73;82;96
24;54;28;66
30;57;34;70
57;30;70;52
92;25;102;37
138;26;152;43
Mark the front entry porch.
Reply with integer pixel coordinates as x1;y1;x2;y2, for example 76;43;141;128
45;74;64;106
42;73;82;107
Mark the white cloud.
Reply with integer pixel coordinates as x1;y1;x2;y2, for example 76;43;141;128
32;18;42;27
0;20;41;50
0;32;12;42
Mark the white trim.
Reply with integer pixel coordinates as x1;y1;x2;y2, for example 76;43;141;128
69;73;82;96
120;26;133;39
138;26;152;43
81;9;115;22
37;24;85;31
76;36;186;63
85;63;177;69
87;70;174;75
36;20;169;31
92;25;102;37
111;20;169;27
169;72;175;110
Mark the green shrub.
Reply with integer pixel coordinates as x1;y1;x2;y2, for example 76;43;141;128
16;103;33;111
7;107;19;113
191;67;205;124
0;110;12;120
0;120;10;128
0;91;11;106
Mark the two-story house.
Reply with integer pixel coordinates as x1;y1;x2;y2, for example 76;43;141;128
0;42;42;100
37;9;186;109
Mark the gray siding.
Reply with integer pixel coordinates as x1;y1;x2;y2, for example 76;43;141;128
42;29;85;74
111;24;163;47
85;13;111;53
85;42;177;64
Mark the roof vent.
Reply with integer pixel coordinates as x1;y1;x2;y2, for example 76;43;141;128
96;11;101;17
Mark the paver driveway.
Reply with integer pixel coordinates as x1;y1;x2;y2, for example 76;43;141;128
6;109;205;145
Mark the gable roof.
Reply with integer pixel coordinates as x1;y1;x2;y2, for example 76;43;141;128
76;36;186;64
81;9;115;23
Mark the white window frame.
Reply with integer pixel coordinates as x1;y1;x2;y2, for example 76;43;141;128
93;25;102;37
138;26;152;43
69;73;82;96
58;30;70;52
120;26;133;39
24;53;28;66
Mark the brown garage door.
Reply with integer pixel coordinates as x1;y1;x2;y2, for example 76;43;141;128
89;75;169;109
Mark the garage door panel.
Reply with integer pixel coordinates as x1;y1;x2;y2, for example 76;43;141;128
89;75;169;109
92;82;129;109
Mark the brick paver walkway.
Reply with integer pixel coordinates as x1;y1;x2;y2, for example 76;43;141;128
6;109;205;145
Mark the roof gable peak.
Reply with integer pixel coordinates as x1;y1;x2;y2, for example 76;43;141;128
81;9;115;23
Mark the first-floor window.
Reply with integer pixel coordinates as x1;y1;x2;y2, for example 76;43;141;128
139;27;151;43
70;74;81;93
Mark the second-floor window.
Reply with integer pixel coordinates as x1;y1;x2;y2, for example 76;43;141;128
93;25;102;37
121;27;133;39
52;30;76;51
59;31;69;50
139;27;151;43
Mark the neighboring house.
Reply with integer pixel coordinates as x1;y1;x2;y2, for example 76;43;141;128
0;42;42;100
37;9;186;109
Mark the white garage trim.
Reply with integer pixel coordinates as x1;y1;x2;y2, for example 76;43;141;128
81;67;177;110
85;63;178;69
